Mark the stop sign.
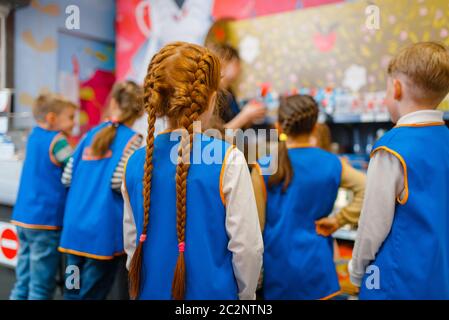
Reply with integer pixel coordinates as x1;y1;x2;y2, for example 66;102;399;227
1;228;18;260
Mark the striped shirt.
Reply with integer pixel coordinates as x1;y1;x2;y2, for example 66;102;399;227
52;135;73;167
62;134;143;193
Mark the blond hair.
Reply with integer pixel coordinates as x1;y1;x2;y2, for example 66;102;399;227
32;94;76;122
388;42;449;104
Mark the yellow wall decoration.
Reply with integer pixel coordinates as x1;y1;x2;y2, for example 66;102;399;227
30;0;60;16
228;0;449;100
22;30;57;53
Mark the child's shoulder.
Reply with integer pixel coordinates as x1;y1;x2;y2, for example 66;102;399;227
87;122;111;135
304;147;341;166
197;133;234;155
28;126;62;147
199;132;231;146
124;147;146;179
375;124;448;148
128;146;146;161
373;127;404;148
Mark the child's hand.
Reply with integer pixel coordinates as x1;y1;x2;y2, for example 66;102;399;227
240;101;267;125
315;216;340;237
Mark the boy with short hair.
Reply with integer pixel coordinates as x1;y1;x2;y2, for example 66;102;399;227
10;94;77;300
349;42;449;299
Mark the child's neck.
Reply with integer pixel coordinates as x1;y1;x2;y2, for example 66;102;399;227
397;101;438;120
122;119;136;128
37;121;55;131
286;133;313;148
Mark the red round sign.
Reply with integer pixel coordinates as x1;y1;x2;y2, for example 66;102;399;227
1;228;19;260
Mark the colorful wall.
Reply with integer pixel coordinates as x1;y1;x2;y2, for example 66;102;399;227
228;0;449;99
115;0;449;114
14;0;115;128
116;0;344;82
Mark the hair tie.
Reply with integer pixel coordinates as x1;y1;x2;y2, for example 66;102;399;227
279;133;288;142
139;234;147;243
178;242;185;253
110;117;120;128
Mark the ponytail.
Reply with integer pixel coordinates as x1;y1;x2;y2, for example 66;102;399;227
268;95;319;192
90;123;118;157
91;81;143;158
268;134;293;192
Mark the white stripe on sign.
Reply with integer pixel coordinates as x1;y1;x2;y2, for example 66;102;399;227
1;238;18;250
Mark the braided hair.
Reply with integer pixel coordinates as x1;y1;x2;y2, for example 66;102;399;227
128;42;221;300
268;94;319;192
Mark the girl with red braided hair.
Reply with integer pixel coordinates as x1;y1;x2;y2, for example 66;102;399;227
122;42;263;300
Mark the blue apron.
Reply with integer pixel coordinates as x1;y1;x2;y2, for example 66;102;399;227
125;132;239;299
12;127;67;229
59;122;138;259
260;147;342;299
360;123;449;300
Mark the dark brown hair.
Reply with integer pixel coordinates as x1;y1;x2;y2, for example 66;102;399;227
90;81;143;157
268;95;319;192
128;42;221;300
314;123;332;152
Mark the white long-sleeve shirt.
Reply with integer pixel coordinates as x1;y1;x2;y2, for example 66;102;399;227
122;146;264;300
349;109;445;286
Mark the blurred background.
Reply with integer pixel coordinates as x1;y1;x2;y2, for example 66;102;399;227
0;0;448;299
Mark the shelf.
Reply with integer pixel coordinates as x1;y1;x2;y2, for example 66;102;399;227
331;113;391;124
330;112;449;124
333;228;357;241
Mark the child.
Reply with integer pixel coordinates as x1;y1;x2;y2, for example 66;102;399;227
252;94;365;300
10;94;76;300
59;81;144;299
349;42;449;299
207;43;266;129
122;42;263;300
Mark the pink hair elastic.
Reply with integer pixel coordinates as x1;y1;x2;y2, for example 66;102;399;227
178;242;185;253
139;234;147;243
110;117;120;124
110;117;120;128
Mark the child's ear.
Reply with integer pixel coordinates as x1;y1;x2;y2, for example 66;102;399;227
45;112;57;126
393;79;403;101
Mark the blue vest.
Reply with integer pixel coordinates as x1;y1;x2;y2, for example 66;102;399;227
359;123;449;300
12;127;67;229
260;147;342;299
125;132;239;300
59;122;138;259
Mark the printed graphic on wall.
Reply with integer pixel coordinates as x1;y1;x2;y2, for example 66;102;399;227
116;0;343;82
58;32;115;136
14;0;115;128
117;0;214;83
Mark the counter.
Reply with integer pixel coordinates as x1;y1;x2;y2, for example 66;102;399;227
0;159;22;206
